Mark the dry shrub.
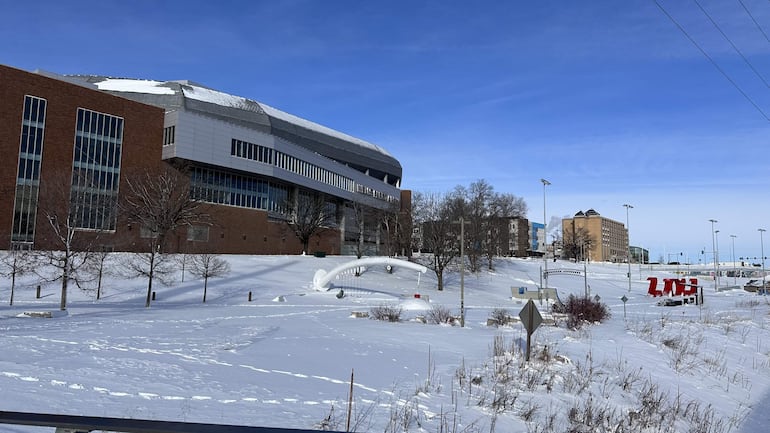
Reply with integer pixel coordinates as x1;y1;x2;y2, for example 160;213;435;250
370;304;403;322
488;308;510;326
425;304;455;325
561;294;611;329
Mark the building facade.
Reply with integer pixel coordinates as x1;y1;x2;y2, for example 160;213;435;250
530;221;545;256
562;209;628;262
1;65;408;255
0;64;165;251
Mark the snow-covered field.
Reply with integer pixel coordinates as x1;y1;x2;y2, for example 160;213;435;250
1;254;769;432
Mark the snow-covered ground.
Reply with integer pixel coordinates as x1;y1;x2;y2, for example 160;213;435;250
1;254;769;432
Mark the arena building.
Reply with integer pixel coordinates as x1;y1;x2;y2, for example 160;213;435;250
0;64;408;255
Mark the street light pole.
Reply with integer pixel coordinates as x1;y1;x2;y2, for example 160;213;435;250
454;216;470;327
540;179;550;292
623;204;633;292
714;230;719;287
730;234;736;286
709;219;718;291
757;229;767;293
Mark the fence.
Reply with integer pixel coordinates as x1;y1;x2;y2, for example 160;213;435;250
0;410;344;433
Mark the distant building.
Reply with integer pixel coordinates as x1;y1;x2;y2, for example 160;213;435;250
630;246;648;264
530;221;545;256
484;216;530;257
562;209;628;262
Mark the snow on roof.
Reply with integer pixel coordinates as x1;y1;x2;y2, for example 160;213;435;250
94;78;175;95
258;102;393;158
181;84;393;158
181;85;257;111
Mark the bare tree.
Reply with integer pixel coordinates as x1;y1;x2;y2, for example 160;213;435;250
349;201;367;259
412;191;457;291
285;190;336;254
374;199;408;257
563;224;595;262
120;166;209;307
0;248;32;306
464;180;494;273
188;253;231;303
444;180;530;272
86;247;110;300
35;171;107;310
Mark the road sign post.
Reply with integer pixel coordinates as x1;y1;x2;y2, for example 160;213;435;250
519;299;543;361
621;295;628;320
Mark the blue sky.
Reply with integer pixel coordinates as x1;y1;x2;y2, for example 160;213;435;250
2;0;769;262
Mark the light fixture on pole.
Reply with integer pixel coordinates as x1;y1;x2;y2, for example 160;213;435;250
709;219;718;290
540;178;550;293
757;229;767;293
730;234;736;285
623;204;633;292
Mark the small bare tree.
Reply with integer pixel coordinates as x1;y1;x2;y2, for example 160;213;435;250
188;253;231;303
120;166;209;307
0;248;33;306
349;201;367;259
35;171;105;310
285;190;336;254
87;247;111;300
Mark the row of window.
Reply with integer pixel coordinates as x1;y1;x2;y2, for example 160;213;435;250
76;108;123;141
189;166;289;214
163;125;175;146
231;138;273;164
231;138;358;194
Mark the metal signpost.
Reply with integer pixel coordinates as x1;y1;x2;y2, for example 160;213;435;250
519;299;543;362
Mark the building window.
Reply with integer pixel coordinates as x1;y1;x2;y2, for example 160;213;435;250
12;95;47;244
71;108;124;231
187;225;209;242
163;125;175;146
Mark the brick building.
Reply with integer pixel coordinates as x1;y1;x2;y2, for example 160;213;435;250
0;64;164;252
0;64;408;255
562;209;628;262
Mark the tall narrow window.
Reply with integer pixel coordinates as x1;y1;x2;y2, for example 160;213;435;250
71;108;124;231
12;95;47;244
163;125;175;146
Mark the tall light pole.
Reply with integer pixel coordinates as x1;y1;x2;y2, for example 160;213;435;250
454;217;470;327
541;178;550;292
709;219;718;290
730;234;736;285
757;229;767;293
623;204;633;292
714;230;719;287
